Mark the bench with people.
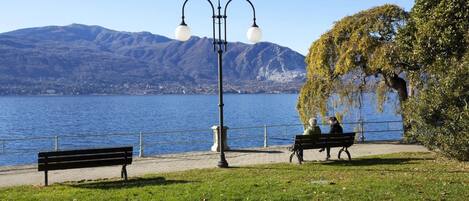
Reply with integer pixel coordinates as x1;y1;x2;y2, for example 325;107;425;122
289;117;356;164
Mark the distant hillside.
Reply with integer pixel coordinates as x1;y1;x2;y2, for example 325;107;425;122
0;24;306;95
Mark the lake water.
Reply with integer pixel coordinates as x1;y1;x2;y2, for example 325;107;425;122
0;94;403;165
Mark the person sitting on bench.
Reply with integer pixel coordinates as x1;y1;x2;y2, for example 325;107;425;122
300;118;322;159
320;116;344;159
303;117;322;136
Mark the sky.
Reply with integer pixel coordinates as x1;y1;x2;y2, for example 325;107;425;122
0;0;414;55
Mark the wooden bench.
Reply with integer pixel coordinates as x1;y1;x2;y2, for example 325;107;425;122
38;146;133;186
289;133;355;164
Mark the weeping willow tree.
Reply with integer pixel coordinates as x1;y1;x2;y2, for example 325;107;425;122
297;5;409;124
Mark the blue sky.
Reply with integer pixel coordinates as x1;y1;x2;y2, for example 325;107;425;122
0;0;414;55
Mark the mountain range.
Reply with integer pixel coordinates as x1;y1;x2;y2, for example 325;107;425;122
0;24;306;95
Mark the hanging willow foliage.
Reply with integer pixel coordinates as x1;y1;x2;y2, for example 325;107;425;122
297;4;409;124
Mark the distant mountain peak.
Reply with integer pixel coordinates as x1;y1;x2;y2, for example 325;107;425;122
0;24;306;95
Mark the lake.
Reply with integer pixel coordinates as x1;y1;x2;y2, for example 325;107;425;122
0;94;403;165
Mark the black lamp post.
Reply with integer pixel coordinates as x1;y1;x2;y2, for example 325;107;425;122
175;0;262;168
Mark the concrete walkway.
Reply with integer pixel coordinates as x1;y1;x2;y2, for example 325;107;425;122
0;142;428;187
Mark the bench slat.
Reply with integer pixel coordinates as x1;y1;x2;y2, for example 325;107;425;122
38;152;132;164
300;142;353;149
323;136;353;140
38;158;132;171
300;143;353;149
38;147;133;157
296;137;354;143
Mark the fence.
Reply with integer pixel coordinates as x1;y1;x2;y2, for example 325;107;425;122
0;120;403;165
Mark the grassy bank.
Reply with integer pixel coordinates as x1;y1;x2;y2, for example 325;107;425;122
0;152;468;200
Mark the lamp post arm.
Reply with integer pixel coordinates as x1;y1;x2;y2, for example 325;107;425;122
206;0;216;51
223;0;233;50
222;0;258;50
222;0;232;16
223;0;256;22
181;0;216;21
181;0;189;25
246;0;257;26
180;0;217;50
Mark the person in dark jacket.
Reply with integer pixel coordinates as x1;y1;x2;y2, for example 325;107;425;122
329;116;343;134
320;116;344;160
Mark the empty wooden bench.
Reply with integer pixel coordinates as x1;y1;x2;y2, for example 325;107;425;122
38;146;133;186
289;133;355;164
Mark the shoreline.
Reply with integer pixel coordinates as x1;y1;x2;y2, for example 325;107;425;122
0;93;301;97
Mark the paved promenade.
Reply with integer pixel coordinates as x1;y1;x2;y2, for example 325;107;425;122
0;142;428;187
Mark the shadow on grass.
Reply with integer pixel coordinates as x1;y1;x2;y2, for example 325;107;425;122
319;157;426;167
69;177;193;190
241;156;429;171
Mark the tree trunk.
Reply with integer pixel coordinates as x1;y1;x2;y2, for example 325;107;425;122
383;73;411;136
384;73;408;102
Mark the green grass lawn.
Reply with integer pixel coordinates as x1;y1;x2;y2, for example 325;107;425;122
1;152;468;201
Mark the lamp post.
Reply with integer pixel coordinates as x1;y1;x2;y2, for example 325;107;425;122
175;0;262;168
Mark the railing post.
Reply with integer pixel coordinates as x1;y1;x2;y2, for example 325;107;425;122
54;136;59;151
263;125;268;148
139;132;144;157
1;140;4;154
359;120;365;143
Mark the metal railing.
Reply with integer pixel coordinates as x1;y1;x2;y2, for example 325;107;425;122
0;120;403;165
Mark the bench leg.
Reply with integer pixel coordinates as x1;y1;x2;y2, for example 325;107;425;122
326;147;331;160
124;167;128;181
290;149;303;164
289;149;304;164
44;170;48;186
299;149;304;162
121;165;128;181
338;147;344;160
345;148;352;161
289;151;295;163
298;149;305;164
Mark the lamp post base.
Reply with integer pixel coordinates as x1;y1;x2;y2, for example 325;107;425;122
211;126;230;152
217;159;229;168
